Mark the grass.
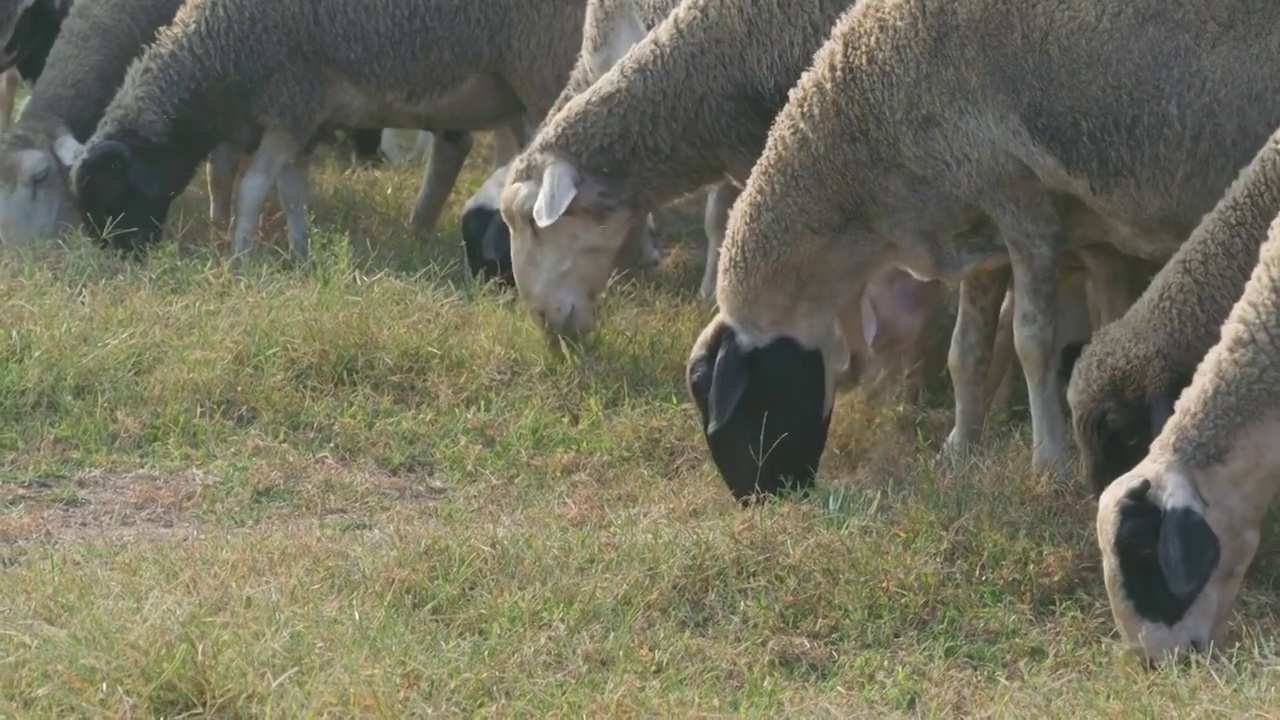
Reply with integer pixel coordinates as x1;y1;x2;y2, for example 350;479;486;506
3;132;1280;718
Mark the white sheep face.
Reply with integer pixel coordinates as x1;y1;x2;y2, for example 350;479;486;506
0;142;80;246
500;157;645;340
1097;462;1252;662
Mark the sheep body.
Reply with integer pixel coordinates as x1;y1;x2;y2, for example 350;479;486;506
681;0;1280;501
1068;130;1280;495
1096;203;1280;662
68;0;590;259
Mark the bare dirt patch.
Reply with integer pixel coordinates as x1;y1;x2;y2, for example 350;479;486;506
1;462;447;546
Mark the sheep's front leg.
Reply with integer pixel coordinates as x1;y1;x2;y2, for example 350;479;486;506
207;143;240;231
0;68;19;133
275;152;311;261
1075;244;1146;327
700;180;740;301
940;265;1009;459
1008;241;1070;474
409;129;474;236
230;130;300;265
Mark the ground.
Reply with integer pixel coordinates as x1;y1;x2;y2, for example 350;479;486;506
3;132;1280;717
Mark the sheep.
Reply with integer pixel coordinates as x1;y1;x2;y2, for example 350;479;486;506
1095;204;1280;663
64;0;610;266
0;0;191;247
1068;130;1280;497
0;0;73;132
498;0;862;334
679;0;1280;502
459;0;679;286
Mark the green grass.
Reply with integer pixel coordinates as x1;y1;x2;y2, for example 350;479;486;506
4;134;1280;717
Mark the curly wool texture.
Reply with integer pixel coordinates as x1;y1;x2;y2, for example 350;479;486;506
713;0;1280;343
1157;209;1280;470
1070;130;1280;460
92;0;589;157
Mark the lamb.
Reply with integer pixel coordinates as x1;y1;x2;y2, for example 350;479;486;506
1068;131;1280;497
1095;204;1280;663
0;0;190;246
0;0;72;132
65;0;611;264
678;0;1280;502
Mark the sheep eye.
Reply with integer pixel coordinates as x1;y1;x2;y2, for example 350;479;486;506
31;166;49;186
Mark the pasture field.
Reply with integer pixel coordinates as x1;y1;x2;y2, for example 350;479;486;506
3;133;1280;717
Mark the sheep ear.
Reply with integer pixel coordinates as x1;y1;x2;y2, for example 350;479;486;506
860;290;878;349
53;134;83;168
532;160;578;228
707;332;749;435
1157;507;1220;601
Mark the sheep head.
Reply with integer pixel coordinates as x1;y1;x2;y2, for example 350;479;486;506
69;134;193;255
686;312;846;505
1097;461;1253;663
499;152;660;340
0;131;79;245
1067;332;1192;496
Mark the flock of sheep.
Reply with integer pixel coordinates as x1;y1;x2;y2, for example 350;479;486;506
0;0;1278;669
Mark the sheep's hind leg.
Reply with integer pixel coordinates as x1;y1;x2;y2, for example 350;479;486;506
939;264;1010;464
700;180;739;301
409;129;473;237
1004;225;1071;475
230;130;300;271
275;152;311;261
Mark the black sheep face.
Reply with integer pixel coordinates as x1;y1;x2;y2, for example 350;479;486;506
686;316;835;505
1071;376;1190;497
460;204;514;287
1098;469;1236;663
71;139;188;255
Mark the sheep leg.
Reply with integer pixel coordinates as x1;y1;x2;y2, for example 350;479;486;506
984;287;1017;417
614;213;662;271
230;130;300;265
1008;241;1071;474
1075;244;1145;326
491;123;523;168
940;265;1010;459
207;143;240;231
701;180;740;301
0;68;19;133
409;129;474;237
275;152;311;261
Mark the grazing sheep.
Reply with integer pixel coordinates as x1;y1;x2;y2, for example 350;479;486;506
0;0;189;246
1095;207;1280;663
460;0;678;286
499;0;860;336
682;0;1280;502
1068;130;1280;496
66;0;593;261
0;0;72;131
